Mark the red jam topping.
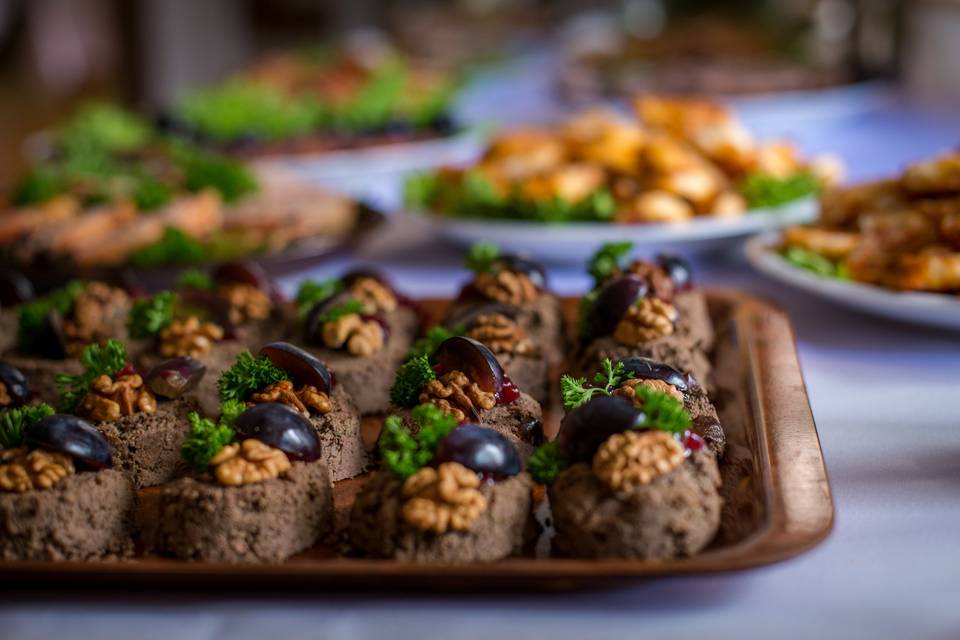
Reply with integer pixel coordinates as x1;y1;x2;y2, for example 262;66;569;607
681;430;705;452
497;375;520;405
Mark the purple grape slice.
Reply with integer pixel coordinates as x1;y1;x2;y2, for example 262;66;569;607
24;414;113;470
582;276;648;340
144;357;206;399
233;402;322;462
0;361;31;408
431;336;505;395
558;395;646;463
259;342;333;393
617;356;688;392
435;424;522;480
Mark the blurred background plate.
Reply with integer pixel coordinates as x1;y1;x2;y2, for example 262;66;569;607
746;232;960;331
424;196;815;263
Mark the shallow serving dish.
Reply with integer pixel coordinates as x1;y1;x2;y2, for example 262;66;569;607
747;232;960;331
0;291;833;590
419;197;816;264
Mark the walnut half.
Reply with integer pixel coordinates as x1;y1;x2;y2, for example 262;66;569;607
0;448;75;493
613;298;678;346
210;439;291;486
418;370;495;422
401;462;488;533
77;373;157;423
465;313;536;355
593;430;685;494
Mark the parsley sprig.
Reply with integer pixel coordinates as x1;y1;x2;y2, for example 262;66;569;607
378;403;457;479
314;299;364;325
218;352;289;404
295;278;342;318
527;441;568;486
587;241;634;287
55;339;128;413
180;400;245;471
176;269;213;290
465;242;500;274
560;359;635;411
406;325;463;362
389;355;436;407
0;403;55;449
128;291;175;339
631;385;691;434
739;171;821;209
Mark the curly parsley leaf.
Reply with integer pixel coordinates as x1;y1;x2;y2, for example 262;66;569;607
587;241;634;287
406;324;463;362
295;278;342;318
389;354;436;407
379;403;457;479
313;298;363;325
560;359;634;411
465;242;500;274
128;291;176;339
527;441;568;485
181;409;236;471
55;339;128;413
632;385;691;434
218;352;289;404
128;227;206;266
0;403;55;449
176;269;214;290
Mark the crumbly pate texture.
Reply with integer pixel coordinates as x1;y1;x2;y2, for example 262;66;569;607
0;469;135;561
157;460;332;563
98;397;199;489
306;384;367;481
549;448;722;560
349;470;534;562
0;355;84;407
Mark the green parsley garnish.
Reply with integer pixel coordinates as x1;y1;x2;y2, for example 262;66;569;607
176;269;213;290
780;245;850;279
218;352;288;404
58;103;152;153
576;289;598;341
55;339;128;413
128;227;206;266
465;242;500;274
560;359;635;411
180;400;245;471
128;291;176;339
378;403;457;479
313;299;364;325
631;385;691;433
170;142;258;203
527;441;568;486
739;171;821;209
0;403;55;449
295;278;342;318
587;241;634;287
389;354;436;407
16;281;84;356
406;325;463;362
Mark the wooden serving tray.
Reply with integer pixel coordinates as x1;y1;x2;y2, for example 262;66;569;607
0;291;833;590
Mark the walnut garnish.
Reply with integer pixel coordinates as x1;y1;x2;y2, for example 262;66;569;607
210;439;291;486
418;370;496;422
473;270;539;305
0;447;75;493
401;462;488;533
63;282;130;357
249;380;332;415
614;377;684;404
592;430;684;494
0;383;10;407
158;316;225;358
77;372;157;422
613;298;678;345
221;283;272;326
321;313;384;356
349;277;397;313
465;313;537;355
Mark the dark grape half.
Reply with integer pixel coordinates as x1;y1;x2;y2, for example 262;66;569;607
558;395;646;463
435;424;522;480
24;414;113;469
259;342;333;393
233;403;322;462
144;357;206;399
432;336;505;395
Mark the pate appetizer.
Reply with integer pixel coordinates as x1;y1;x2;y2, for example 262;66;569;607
389;336;543;458
530;393;721;560
574;246;712;387
157;400;332;563
4;280;131;404
406;97;838;225
0;406;135;560
56;339;202;489
297;270;421;415
350;404;533;562
218;342;365;481
778;152;960;295
447;244;564;366
562;357;725;457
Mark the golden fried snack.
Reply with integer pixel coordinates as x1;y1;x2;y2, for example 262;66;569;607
616;190;694;224
898;250;960;291
901;153;960;196
782;226;860;260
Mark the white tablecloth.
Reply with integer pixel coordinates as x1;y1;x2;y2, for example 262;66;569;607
4;58;960;640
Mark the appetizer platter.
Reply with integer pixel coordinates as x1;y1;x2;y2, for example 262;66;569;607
406;97;837;261
3;106;383;290
747;152;960;330
0;243;832;588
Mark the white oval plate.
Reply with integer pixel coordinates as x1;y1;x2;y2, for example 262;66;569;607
421;197;816;263
746;232;960;331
